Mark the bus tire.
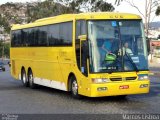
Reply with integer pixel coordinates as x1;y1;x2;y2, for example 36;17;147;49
70;76;81;99
28;70;36;89
21;68;28;87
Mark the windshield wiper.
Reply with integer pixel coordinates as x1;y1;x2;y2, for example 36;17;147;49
125;52;139;72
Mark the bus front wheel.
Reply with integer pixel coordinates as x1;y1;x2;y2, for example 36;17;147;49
70;76;81;99
28;70;36;89
21;68;28;87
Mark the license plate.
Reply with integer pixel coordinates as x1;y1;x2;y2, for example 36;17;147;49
119;85;129;89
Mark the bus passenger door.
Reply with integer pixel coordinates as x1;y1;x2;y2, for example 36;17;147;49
76;20;88;76
80;36;88;76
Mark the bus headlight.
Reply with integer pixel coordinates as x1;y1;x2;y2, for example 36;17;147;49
92;78;109;83
138;74;149;80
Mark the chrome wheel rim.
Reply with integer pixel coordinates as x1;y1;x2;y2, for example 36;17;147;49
29;72;33;85
72;80;78;95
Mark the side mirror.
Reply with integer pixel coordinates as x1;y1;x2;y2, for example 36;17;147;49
78;35;87;41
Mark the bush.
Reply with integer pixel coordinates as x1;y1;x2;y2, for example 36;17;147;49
0;41;10;58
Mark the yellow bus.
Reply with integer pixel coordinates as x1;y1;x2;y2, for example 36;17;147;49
10;12;150;98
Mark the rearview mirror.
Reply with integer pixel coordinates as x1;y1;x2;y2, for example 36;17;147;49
78;35;87;41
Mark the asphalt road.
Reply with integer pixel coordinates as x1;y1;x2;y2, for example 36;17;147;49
0;65;160;116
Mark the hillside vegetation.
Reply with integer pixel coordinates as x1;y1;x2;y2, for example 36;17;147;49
0;0;114;34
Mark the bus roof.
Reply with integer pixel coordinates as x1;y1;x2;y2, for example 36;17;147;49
11;12;141;30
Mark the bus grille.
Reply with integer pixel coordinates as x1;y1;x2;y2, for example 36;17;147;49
125;77;137;80
110;78;122;81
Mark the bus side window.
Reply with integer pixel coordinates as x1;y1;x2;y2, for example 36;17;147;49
38;26;48;46
11;30;21;47
59;22;73;46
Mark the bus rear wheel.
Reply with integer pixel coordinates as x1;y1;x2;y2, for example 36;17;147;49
28;70;36;89
70;76;81;99
21;68;28;87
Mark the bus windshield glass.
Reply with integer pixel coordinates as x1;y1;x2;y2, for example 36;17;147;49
88;20;148;73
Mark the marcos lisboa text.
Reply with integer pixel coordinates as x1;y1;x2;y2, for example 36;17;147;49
123;114;160;120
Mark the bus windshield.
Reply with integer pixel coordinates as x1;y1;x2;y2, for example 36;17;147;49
88;20;148;73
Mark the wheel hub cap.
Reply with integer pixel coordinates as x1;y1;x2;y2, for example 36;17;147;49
72;81;78;95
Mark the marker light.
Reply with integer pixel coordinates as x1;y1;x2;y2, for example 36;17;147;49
140;84;148;88
97;87;107;91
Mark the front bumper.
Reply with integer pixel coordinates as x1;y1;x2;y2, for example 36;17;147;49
88;80;150;97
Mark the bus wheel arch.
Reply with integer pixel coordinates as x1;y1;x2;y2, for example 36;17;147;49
68;73;81;98
68;73;75;91
21;66;28;87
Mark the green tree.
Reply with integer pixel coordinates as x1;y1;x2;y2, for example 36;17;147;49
0;15;10;33
4;43;10;58
26;0;59;22
93;0;114;12
0;41;10;58
0;41;3;57
55;0;114;12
